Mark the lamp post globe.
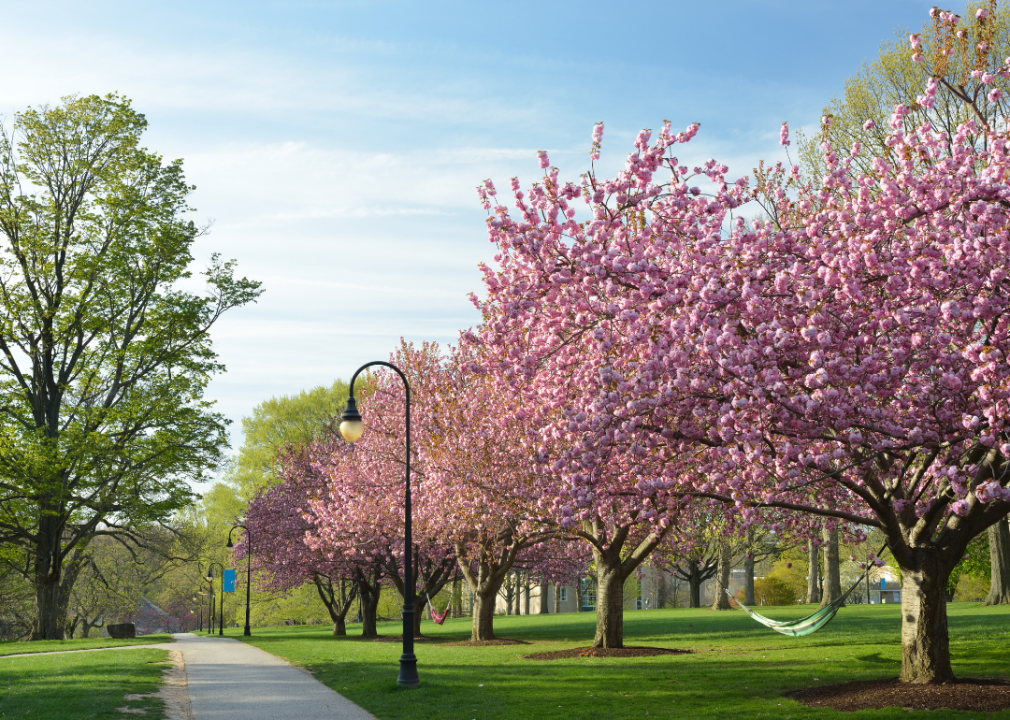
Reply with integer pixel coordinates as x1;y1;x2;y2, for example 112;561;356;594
338;397;364;443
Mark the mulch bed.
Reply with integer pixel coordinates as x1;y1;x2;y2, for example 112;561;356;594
525;646;693;660
444;638;531;647
787;677;1010;712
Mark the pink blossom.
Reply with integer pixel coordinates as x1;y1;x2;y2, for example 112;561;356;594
951;500;971;517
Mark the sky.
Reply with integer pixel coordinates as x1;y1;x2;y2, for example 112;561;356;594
0;0;967;453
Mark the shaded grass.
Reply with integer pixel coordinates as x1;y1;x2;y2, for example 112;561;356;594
0;647;168;719
0;634;172;657
234;603;1010;720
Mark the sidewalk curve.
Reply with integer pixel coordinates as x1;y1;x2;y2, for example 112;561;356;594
167;632;376;720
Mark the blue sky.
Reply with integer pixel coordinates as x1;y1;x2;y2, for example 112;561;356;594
1;0;959;450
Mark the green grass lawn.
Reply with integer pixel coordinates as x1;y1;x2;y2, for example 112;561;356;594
229;603;1010;720
0;633;172;656
0;647;168;719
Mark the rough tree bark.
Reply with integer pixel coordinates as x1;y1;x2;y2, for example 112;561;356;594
806;543;820;605
553;583;561;614
985;516;1010;606
744;555;756;606
584;518;669;648
353;567;383;639
744;528;756;605
820;525;842;608
539;576;549;613
898;547;954;683
710;542;732;610
688;561;703;608
313;575;358;637
457;539;523;641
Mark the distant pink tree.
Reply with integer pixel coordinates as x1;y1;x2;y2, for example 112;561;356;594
240;442;361;636
306;343;457;639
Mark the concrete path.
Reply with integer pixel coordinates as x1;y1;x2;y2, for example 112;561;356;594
1;632;375;719
167;633;377;720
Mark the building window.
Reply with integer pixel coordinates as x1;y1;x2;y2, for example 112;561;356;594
560;587;567;603
636;596;642;610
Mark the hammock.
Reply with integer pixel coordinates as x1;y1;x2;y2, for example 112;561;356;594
426;584;455;626
727;567;869;637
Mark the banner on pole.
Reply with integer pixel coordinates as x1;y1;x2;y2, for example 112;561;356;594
224;569;236;592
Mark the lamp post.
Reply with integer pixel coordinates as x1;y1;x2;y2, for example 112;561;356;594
206;562;225;636
227;525;253;637
339;361;418;687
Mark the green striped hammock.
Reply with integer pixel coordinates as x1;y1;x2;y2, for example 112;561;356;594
727;570;867;637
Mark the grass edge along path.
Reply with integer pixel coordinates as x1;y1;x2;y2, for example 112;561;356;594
0;646;169;719
0;633;172;656
234;603;1010;720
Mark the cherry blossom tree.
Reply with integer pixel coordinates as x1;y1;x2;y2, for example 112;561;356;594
470;11;1010;677
417;343;571;640
240;442;360;636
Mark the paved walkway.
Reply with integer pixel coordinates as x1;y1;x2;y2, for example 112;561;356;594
166;633;376;720
2;633;377;720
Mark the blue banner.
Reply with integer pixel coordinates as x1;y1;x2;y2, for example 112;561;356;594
224;568;236;592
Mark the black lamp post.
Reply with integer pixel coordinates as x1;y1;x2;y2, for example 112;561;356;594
206;562;225;636
227;525;253;637
339;361;418;687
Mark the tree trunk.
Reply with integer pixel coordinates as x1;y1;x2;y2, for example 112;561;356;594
32;515;68;640
688;562;702;608
985;516;1010;605
539;577;549;613
354;573;382;639
592;553;625;648
744;554;756;605
820;525;842;608
313;575;357;638
806;543;820;604
523;574;531;615
899;550;954;684
471;588;498;641
553;583;560;614
452;577;463;619
711;543;732;610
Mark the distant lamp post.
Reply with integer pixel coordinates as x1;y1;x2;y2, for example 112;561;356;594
206;562;225;636
227;525;253;637
339;361;418;687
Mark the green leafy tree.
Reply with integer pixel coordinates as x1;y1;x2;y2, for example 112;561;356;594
0;94;262;639
224;380;351;502
799;0;1010;177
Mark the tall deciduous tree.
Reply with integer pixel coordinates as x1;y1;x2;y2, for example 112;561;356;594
0;94;262;639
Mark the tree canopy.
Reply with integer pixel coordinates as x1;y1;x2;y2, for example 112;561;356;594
0;94;262;638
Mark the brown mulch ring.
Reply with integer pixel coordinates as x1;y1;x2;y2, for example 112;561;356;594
786;677;1010;712
445;638;531;647
526;646;693;660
